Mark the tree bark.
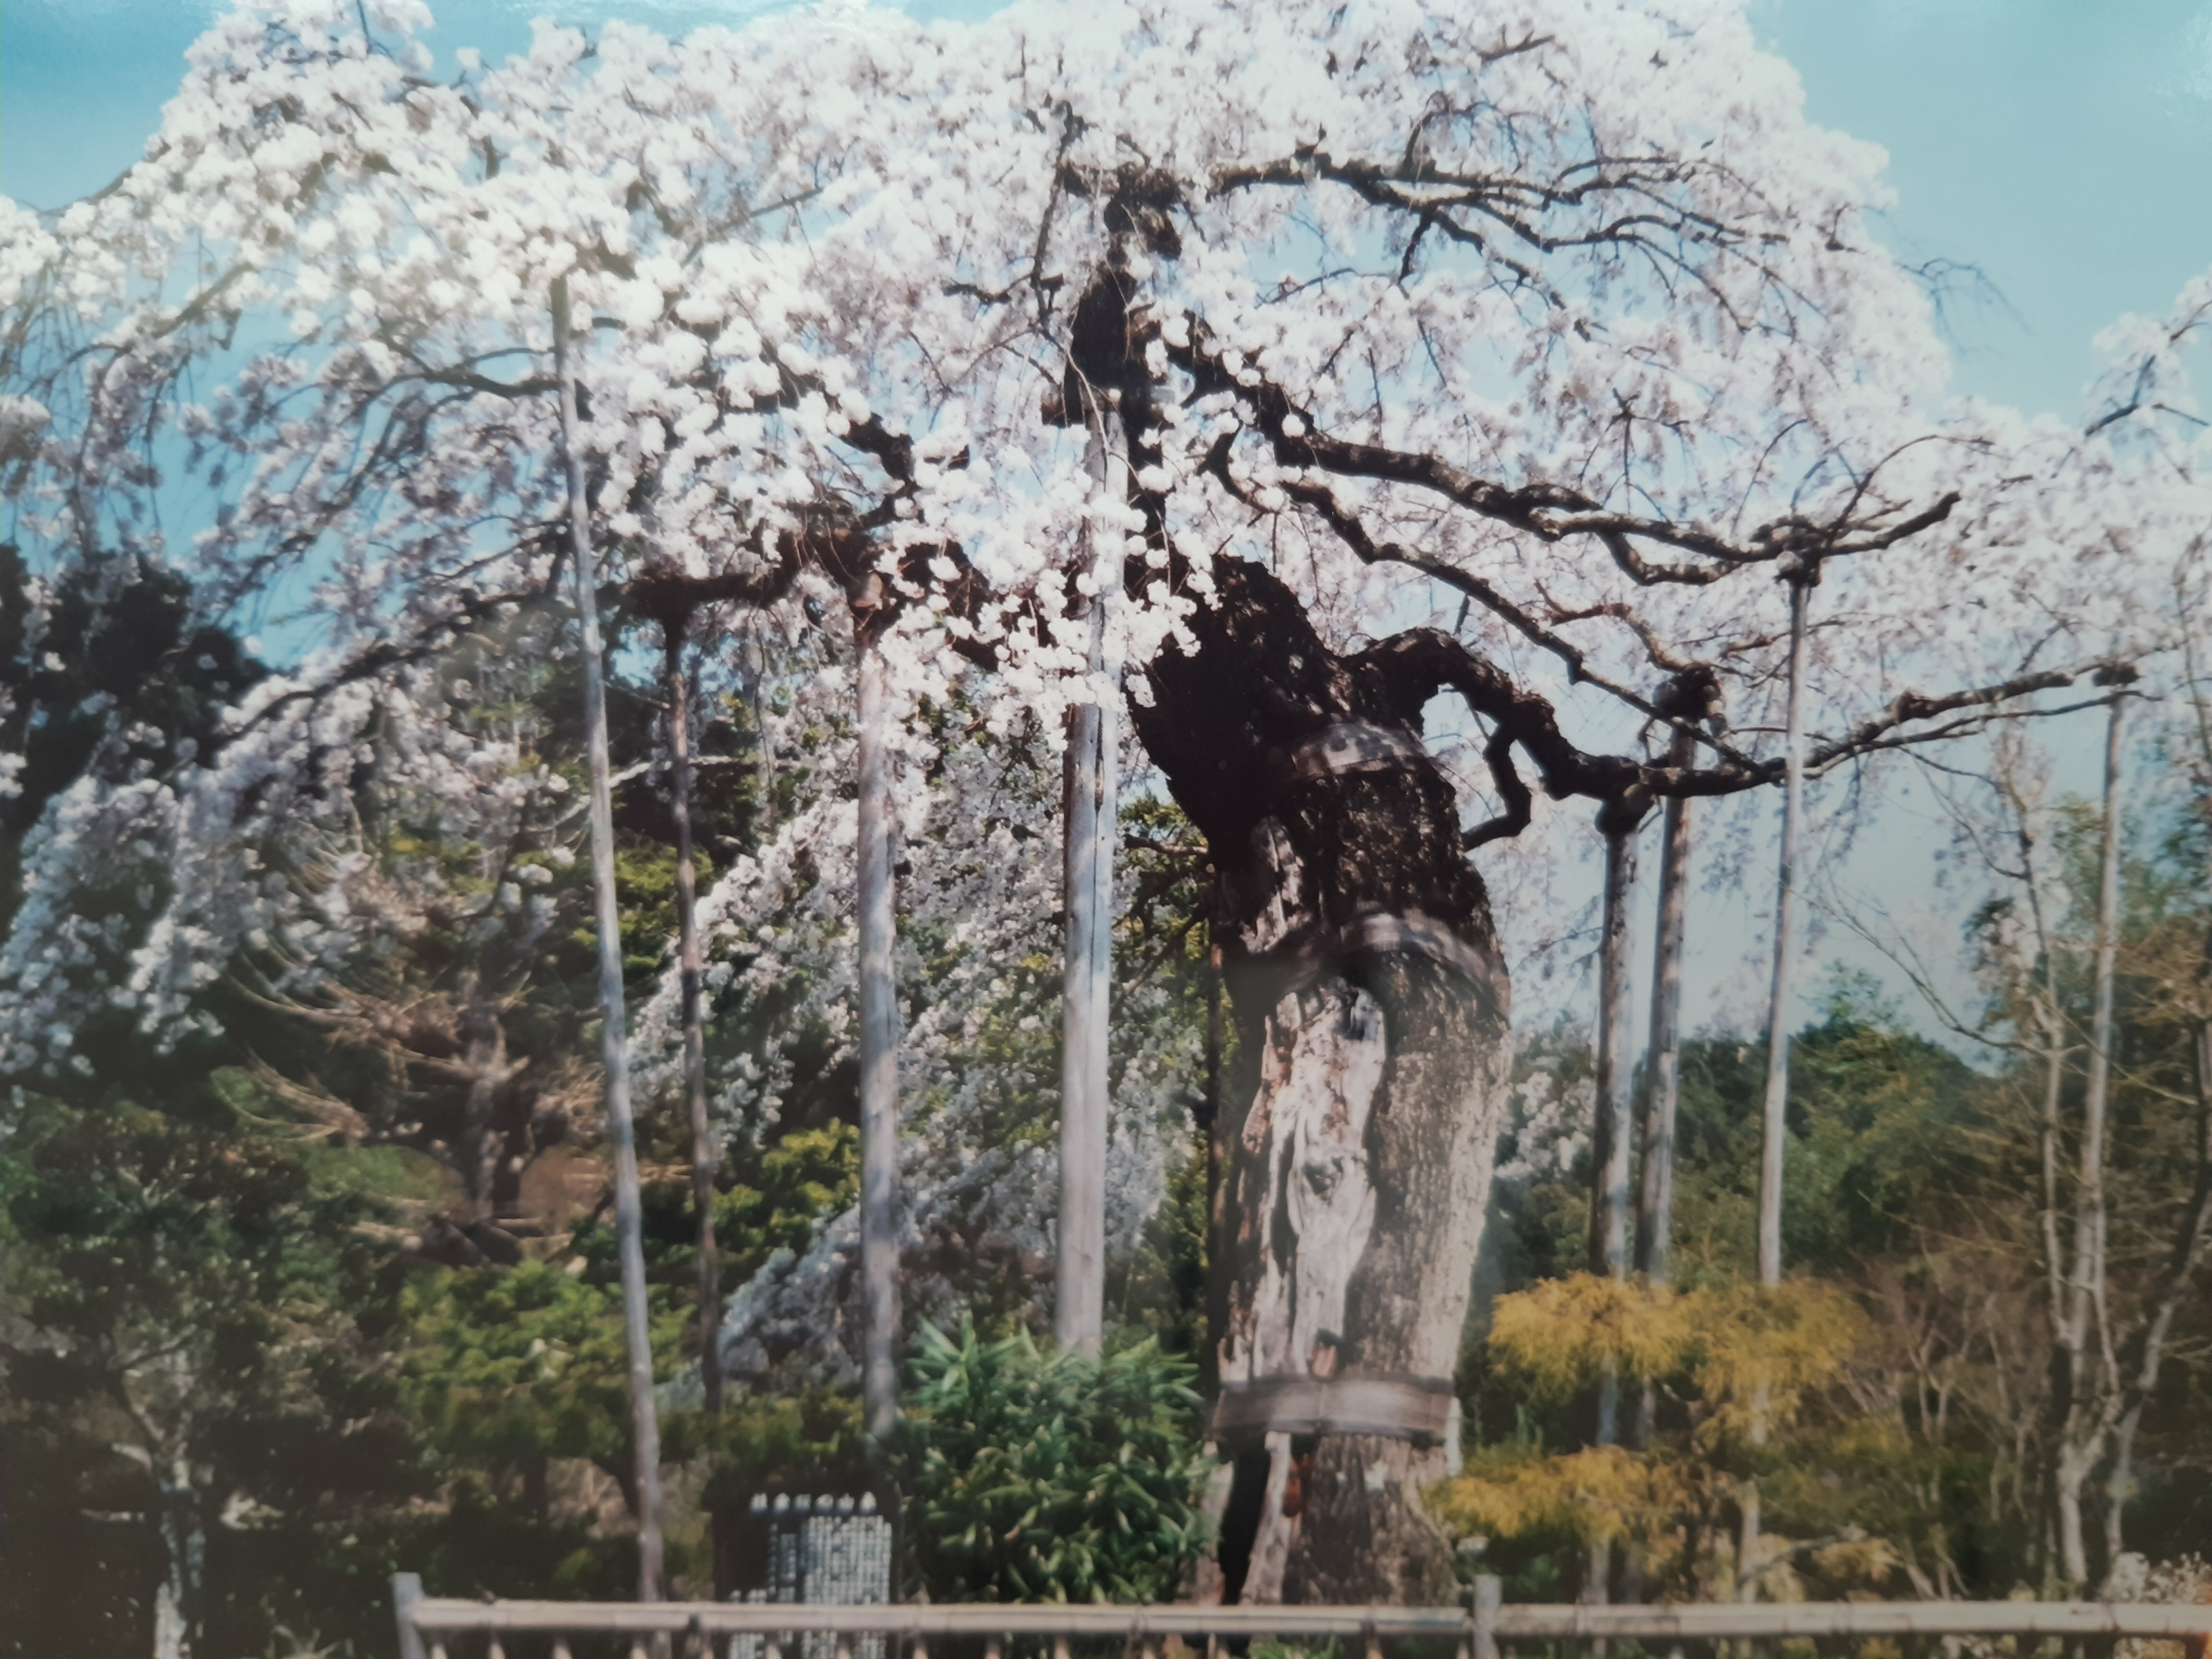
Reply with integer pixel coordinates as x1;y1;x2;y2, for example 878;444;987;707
1129;552;1513;1607
1057;412;1120;1357
855;608;903;1446
553;275;665;1603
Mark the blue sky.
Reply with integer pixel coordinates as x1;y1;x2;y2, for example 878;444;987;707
7;0;2211;421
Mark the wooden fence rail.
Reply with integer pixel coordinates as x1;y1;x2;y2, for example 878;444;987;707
392;1574;2212;1659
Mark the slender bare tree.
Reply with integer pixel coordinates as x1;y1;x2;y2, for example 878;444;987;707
659;619;721;1417
1622;675;1711;1605
553;274;664;1603
2050;671;2129;1586
1742;558;1816;1601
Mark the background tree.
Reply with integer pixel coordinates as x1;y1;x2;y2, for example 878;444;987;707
0;1069;416;1659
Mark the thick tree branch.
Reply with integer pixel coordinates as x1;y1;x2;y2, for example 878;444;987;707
626;536;802;628
1358;628;2085;827
1805;670;2079;775
1168;321;1961;581
1464;722;1533;850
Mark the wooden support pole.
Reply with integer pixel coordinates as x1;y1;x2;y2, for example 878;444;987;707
1588;803;1640;1609
1057;407;1120;1357
857;617;903;1445
1757;569;1812;1292
1637;733;1695;1295
1589;807;1641;1296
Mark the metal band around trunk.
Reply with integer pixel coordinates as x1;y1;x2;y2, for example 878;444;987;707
1342;909;1503;997
1277;720;1429;786
1210;1374;1458;1450
1246;905;1509;1018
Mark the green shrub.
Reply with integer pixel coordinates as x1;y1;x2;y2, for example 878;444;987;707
897;1321;1208;1603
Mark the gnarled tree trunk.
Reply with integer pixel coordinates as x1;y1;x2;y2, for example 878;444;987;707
1130;552;1512;1605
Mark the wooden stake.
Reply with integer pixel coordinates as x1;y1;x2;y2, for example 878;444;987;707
857;610;903;1444
1586;800;1640;1610
1057;407;1119;1357
1636;728;1695;1294
1757;568;1811;1291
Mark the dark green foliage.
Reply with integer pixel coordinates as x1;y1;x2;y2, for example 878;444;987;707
896;1322;1208;1603
679;1386;871;1589
1460;924;2212;1601
389;1260;691;1603
396;1261;682;1486
0;1076;417;1659
1105;1122;1210;1364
